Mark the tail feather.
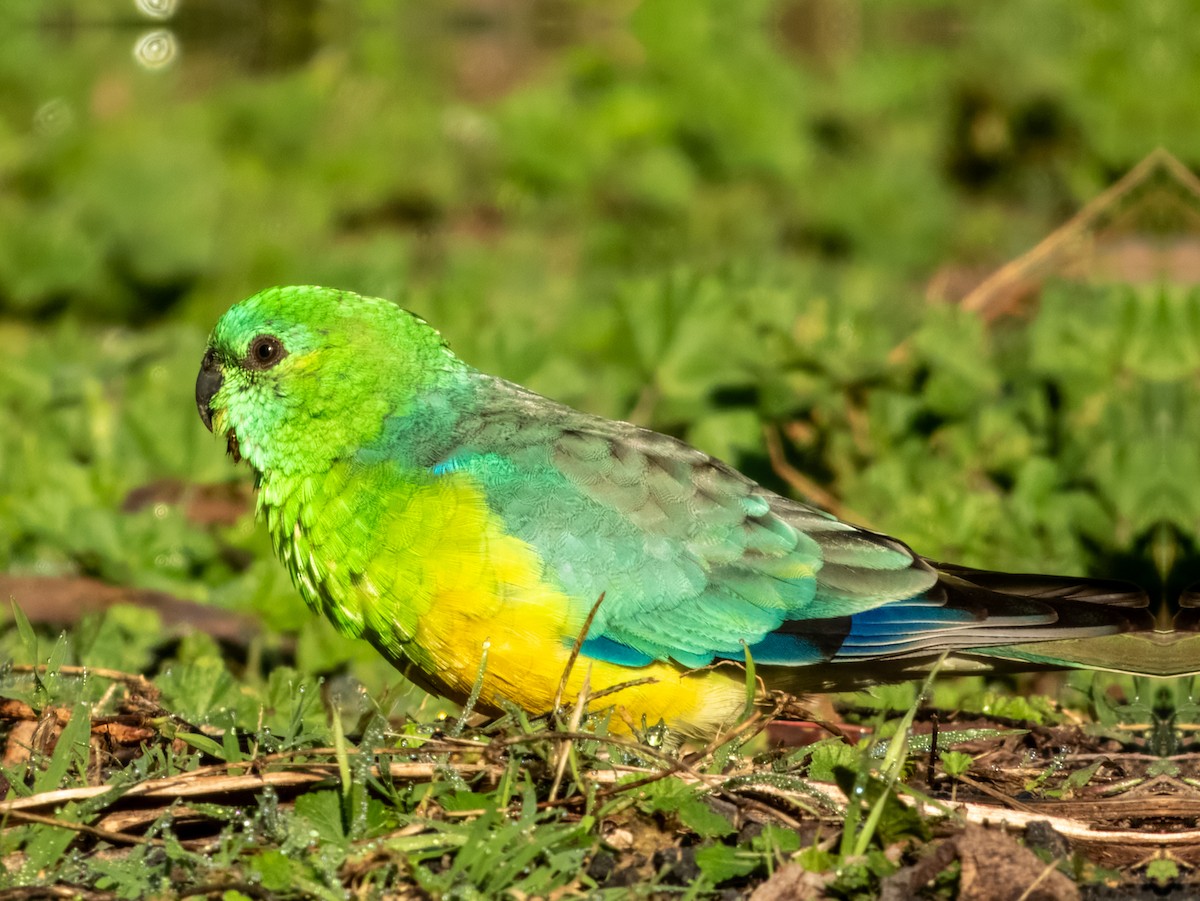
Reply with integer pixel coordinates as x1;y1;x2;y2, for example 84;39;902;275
765;562;1154;688
931;561;1151;608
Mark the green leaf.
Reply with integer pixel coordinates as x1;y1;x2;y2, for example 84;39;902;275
741;640;756;722
939;751;973;779
36;701;91;792
248;850;299;892
695;844;758;884
440;790;500;813
676;797;735;838
751;824;802;856
19;817;79;882
833;766;930;847
156;657;235;721
1146;858;1179;886
10;601;38;663
294;790;347;848
637;776;733;836
806;740;861;782
176;731;226;759
1059;758;1105;796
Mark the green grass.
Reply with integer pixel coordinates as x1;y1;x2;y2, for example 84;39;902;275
0;628;1016;897
2;597;1188;896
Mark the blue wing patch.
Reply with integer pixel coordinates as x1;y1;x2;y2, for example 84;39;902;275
580;635;656;667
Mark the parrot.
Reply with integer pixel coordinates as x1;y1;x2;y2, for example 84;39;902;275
195;286;1152;737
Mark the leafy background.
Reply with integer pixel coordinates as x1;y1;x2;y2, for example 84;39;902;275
2;1;1200;894
3;0;1196;668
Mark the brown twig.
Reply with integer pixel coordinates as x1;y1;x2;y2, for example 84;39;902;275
549;665;592;803
1;808;164;847
763;424;863;523
960;148;1200;319
587;676;658;702
0;887;115;901
0;762;492;815
8;664;159;700
552;593;606;715
952;773;1038;813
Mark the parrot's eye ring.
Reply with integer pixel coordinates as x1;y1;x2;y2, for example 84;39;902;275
247;335;287;370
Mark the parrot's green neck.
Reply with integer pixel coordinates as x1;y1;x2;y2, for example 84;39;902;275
251;367;485;655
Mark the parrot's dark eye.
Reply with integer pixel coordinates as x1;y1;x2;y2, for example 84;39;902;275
246;335;286;370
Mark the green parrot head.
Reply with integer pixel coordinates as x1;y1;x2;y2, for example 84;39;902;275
196;286;458;475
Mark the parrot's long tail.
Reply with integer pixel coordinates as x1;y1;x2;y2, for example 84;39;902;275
765;563;1156;691
932;562;1150;609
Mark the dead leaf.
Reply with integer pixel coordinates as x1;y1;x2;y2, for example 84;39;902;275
748;862;833;900
957;825;1078;901
0;574;260;644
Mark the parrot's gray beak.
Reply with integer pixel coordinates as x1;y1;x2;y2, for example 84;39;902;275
196;348;222;432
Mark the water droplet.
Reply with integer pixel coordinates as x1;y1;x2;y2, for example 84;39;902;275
134;0;177;20
133;29;177;70
33;98;72;137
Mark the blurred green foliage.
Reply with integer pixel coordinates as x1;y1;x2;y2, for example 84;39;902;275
0;0;1194;320
1;0;1197;674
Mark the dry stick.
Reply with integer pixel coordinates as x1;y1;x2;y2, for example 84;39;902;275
685;707;772;773
586;676;657;703
10;711;807;825
551;593;607;715
677;661;777;757
98;804;207;834
1014;858;1067;901
7;664;159;700
497;729;808;824
548;665;593;803
732;796;808;831
1;808;164;848
762;424;862;525
84;740;491;789
952;773;1038;813
0;763;493;814
0;887;115;901
4;731;688;827
886;148;1200;370
960;147;1199;320
545;593;605;806
9;730;829;837
6;706;823;836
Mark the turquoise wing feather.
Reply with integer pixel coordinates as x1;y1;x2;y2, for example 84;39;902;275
435;377;1005;669
426;376;1151;673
